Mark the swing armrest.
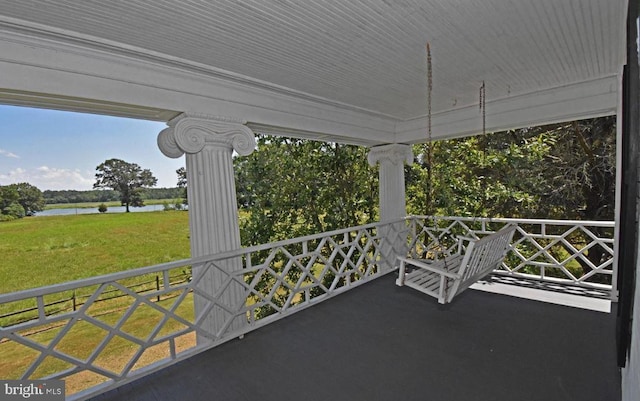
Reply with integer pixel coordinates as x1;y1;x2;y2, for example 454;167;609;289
455;235;477;253
397;257;462;279
456;236;476;243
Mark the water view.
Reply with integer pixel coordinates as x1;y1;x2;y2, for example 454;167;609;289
36;204;166;216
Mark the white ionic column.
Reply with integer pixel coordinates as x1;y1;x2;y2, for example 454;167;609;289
368;144;413;270
368;144;413;222
158;113;255;344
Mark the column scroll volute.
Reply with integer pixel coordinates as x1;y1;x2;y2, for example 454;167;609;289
158;113;256;158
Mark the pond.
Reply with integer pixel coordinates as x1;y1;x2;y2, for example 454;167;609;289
36;204;167;216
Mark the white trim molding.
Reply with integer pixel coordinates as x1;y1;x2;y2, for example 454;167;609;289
396;76;619;143
0;27;395;146
0;26;620;147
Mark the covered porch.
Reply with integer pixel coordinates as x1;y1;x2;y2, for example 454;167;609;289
0;1;637;400
0;216;619;400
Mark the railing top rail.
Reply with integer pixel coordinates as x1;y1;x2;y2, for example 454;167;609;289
223;217;405;255
406;215;615;227
0;258;192;304
0;218;405;304
2;215;613;304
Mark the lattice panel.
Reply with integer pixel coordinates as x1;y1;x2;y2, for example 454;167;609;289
0;217;614;399
0;220;404;400
407;216;615;292
0;270;200;389
241;224;402;322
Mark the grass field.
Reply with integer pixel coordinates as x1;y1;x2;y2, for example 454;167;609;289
0;211;190;293
1;208;366;395
0;210;194;394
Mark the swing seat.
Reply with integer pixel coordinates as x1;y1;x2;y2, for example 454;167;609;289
396;225;516;304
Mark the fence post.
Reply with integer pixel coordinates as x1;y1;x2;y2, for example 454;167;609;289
72;291;76;311
156;275;161;302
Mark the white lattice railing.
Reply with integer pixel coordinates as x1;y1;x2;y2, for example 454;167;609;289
406;216;616;298
0;220;407;400
0;216;616;399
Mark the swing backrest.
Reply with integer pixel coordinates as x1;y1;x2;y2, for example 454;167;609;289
447;225;517;301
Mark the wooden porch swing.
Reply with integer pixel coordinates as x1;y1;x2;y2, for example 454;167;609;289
396;225;516;304
395;44;515;304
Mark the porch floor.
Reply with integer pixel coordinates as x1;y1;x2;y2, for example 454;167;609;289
91;274;620;401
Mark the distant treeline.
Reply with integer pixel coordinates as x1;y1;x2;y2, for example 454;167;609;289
43;188;183;204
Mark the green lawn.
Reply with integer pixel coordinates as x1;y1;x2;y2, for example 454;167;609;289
0;208;344;394
0;211;191;293
0;211;194;393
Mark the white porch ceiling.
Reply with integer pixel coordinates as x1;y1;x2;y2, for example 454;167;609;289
0;0;627;145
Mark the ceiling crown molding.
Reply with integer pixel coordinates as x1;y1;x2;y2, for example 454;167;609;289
0;17;396;119
0;24;396;146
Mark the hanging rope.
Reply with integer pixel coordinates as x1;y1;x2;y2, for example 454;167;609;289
479;80;486;136
424;43;447;264
479;80;486;162
426;42;434;216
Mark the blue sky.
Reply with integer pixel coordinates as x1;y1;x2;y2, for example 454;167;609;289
0;105;185;191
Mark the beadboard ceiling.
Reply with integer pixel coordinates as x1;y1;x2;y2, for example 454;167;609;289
0;0;627;143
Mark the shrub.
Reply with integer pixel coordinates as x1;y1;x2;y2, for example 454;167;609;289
0;214;17;222
98;203;108;213
2;202;25;219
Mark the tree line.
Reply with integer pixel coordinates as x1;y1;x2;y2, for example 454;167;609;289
230;116;614;282
1;158;180;220
43;187;183;205
233;117;615;247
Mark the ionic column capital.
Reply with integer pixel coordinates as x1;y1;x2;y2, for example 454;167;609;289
367;143;413;167
158;113;256;158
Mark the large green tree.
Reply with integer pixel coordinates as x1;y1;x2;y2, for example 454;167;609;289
408;128;553;217
228;118;615;303
234;135;378;246
0;185;22;220
235;117;615;244
0;182;45;219
406;116;616;221
406;116;616;278
532;117;616;276
93;158;158;212
13;182;46;216
233;135;378;318
536;117;616;221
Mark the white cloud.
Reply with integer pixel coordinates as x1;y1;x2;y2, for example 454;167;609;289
0;167;27;183
0;148;19;159
0;166;94;190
